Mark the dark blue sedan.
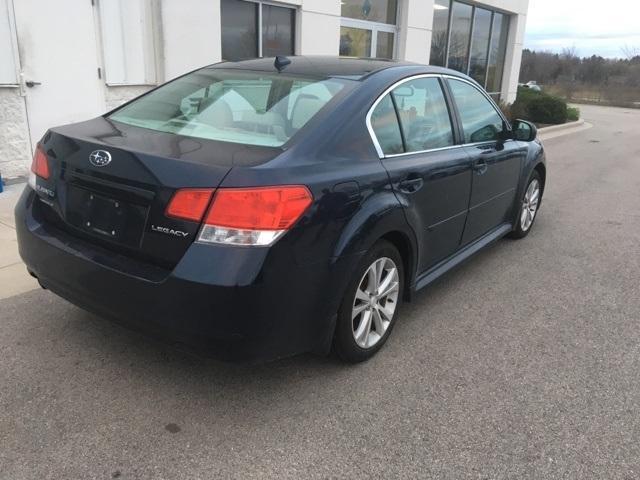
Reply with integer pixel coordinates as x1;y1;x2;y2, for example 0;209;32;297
16;56;546;362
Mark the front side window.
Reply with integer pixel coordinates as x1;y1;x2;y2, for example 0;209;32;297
448;79;504;143
340;0;398;59
392;78;454;152
109;69;348;147
221;0;295;61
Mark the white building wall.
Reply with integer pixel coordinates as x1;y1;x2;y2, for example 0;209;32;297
298;0;341;56
0;88;31;178
399;0;433;64
161;0;222;80
502;10;528;102
0;0;529;180
104;85;155;112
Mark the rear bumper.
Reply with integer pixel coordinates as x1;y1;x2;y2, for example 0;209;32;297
15;188;355;362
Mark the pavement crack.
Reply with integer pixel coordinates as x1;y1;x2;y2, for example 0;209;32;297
0;220;16;230
0;261;22;270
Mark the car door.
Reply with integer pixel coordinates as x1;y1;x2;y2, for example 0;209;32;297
368;75;473;273
446;78;527;245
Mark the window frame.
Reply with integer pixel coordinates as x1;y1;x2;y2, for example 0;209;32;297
339;1;399;59
222;0;297;59
366;73;510;159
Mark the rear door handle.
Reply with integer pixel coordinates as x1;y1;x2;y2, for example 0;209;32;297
473;160;488;175
398;177;424;194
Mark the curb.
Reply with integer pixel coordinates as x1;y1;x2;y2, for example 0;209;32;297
538;119;585;134
3;175;27;186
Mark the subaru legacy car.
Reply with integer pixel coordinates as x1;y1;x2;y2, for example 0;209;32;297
16;56;546;363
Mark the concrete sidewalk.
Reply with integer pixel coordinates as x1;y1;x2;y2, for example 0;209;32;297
0;183;37;299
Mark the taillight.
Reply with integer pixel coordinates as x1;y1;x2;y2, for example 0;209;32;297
31;145;50;180
198;186;313;246
165;188;215;222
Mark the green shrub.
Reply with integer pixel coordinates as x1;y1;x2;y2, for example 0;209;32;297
528;95;568;124
510;86;569;125
497;101;513;122
567;106;580;121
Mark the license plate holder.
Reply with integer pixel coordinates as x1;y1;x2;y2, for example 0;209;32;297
65;184;149;248
82;192;126;239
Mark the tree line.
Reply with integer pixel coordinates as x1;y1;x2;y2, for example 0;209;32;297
519;48;640;107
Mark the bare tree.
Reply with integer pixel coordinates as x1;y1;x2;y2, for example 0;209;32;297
561;46;579;60
621;44;640;60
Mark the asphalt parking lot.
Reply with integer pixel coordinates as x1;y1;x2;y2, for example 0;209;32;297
1;104;639;479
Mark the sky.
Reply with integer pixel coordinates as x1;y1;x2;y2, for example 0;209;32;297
525;0;640;58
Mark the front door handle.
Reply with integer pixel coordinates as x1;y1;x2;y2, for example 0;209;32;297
398;177;424;194
25;80;42;88
473;159;488;175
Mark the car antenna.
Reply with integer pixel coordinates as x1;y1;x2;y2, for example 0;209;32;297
274;56;291;72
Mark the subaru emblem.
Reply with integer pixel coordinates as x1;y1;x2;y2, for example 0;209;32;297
89;150;112;167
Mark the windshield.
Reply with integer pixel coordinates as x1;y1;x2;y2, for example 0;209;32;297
109;68;349;147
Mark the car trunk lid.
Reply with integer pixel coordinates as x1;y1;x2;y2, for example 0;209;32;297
34;117;281;269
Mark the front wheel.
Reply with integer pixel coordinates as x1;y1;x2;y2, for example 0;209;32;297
333;240;404;363
509;171;542;239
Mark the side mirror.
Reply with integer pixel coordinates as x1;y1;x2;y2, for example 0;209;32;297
511;119;537;142
470;124;500;143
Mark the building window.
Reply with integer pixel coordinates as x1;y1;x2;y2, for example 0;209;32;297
430;0;449;68
486;13;509;94
221;0;295;61
468;8;492;85
430;1;510;99
98;0;158;85
446;2;472;73
340;0;398;59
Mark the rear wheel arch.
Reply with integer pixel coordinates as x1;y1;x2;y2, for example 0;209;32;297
380;231;415;302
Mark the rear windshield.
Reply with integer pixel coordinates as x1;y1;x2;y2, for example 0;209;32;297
108;68;349;147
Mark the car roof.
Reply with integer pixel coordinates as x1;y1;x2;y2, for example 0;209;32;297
207;55;461;81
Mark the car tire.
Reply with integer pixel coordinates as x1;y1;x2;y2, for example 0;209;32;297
333;240;404;363
509;170;542;239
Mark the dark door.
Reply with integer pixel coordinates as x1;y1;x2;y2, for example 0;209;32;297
369;76;473;273
446;78;526;244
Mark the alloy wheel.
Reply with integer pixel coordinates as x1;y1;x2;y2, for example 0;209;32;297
520;179;540;232
351;257;400;349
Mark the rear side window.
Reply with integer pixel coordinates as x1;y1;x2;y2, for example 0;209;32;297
391;77;454;152
447;79;505;143
370;94;404;155
109;69;348;147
